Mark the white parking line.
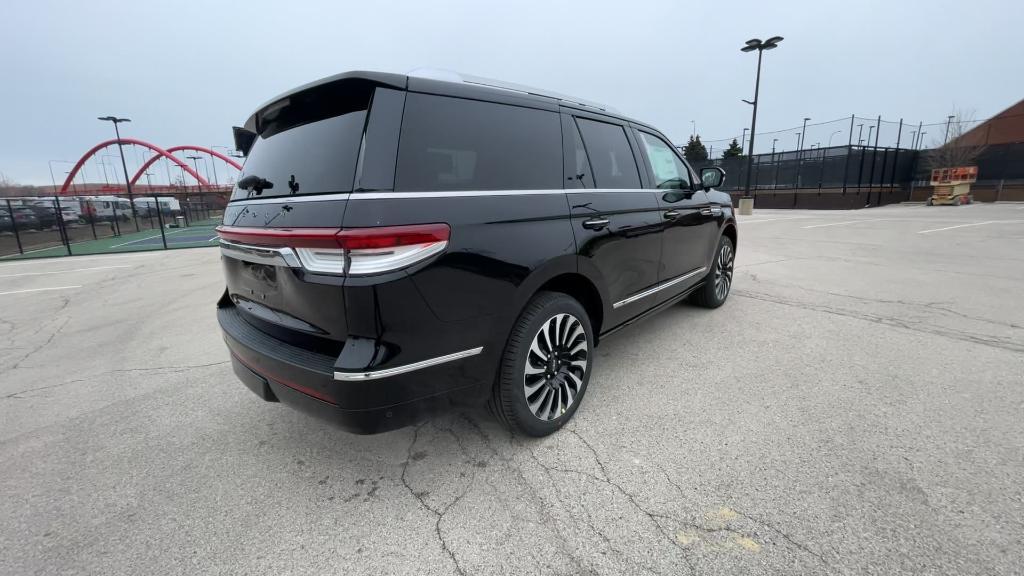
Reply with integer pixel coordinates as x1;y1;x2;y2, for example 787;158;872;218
0;265;131;278
0;252;159;267
917;221;995;234
739;216;811;224
0;285;81;296
802;219;883;229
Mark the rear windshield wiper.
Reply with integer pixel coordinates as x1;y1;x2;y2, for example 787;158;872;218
237;175;274;196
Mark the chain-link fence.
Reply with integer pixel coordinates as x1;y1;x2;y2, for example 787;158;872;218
0;190;228;259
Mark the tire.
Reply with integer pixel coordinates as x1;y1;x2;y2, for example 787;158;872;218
691;235;735;309
490;291;593;437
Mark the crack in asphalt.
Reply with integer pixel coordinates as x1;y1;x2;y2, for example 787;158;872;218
735;289;1024;353
3;361;229;399
9;316;70;370
399;423;469;576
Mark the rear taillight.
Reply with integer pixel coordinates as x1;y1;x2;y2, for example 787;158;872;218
216;224;450;276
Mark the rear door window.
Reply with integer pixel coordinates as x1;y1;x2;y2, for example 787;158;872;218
395;93;562;191
575;117;642;189
231;82;372;200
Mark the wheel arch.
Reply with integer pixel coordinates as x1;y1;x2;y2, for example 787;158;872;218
535;273;605;344
722;220;738;250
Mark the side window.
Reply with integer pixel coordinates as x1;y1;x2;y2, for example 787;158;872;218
638;132;692;190
396;93;562;191
575;118;642;189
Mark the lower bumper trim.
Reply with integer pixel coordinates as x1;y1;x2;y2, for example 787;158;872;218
334;346;484;381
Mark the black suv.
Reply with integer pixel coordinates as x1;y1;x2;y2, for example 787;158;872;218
217;71;736;436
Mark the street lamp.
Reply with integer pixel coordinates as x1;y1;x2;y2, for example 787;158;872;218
827;130;842;147
740;128;748;150
856;124;864;147
918;131;927;149
866;125;875;148
771;138;778;154
799;117;810;150
740;35;784;202
97;116;139;228
186;155;204;195
943;114;956;144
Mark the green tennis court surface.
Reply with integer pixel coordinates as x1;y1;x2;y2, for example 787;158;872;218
1;223;221;260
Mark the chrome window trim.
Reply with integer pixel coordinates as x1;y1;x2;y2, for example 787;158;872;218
219;239;301;268
612;267;707;309
334;346;484;381
227;189;664;205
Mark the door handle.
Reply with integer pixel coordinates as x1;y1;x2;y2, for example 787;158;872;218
699;207;713;216
663;210;682;220
581;217;610;230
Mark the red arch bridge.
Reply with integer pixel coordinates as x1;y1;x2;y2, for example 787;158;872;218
59;138;243;195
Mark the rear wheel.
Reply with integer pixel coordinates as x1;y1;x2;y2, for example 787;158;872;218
491;292;593;437
691;236;735;309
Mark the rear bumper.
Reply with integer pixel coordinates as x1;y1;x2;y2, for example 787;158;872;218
218;305;493;434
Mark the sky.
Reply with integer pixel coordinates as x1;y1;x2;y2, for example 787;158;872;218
1;0;1022;185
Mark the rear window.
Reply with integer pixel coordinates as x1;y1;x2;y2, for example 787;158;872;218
575;117;641;189
395;93;562;191
231;82;372;200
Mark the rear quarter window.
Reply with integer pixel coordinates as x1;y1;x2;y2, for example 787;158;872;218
395;94;562;191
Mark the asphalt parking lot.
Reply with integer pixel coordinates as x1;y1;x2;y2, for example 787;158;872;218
2;203;1022;576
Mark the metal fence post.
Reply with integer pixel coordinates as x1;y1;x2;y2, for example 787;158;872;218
154;195;168;249
889;119;903;193
6;199;23;255
841;115;854;194
52;196;72;256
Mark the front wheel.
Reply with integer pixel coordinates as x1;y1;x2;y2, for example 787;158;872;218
691;236;735;309
491;292;593;437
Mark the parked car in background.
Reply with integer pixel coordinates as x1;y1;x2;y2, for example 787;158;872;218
10;207;40;230
0;210;12;232
217;70;736;437
133;196;181;217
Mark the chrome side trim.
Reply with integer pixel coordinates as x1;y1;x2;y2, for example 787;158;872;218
612;267;707;309
334;346;484;381
219;239;301;268
228;189;665;205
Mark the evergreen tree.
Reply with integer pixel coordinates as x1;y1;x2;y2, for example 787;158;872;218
683;135;709;163
722;138;744;159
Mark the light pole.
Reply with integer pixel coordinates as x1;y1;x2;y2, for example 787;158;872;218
943;114;956;144
918;131;927;149
740;128;748;151
799;117;810;150
856;124;864;147
828;130;842;147
98;116;139;229
690;120;696;139
48;160;73;195
866;125;875;148
771;138;778;155
739;35;783;206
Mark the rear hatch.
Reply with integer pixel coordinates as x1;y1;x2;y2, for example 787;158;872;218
218;79;377;354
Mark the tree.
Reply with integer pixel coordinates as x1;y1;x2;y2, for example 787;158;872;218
683;135;708;163
924;109;986;171
721;138;744;159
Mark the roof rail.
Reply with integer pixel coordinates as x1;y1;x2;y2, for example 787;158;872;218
407;68;617;113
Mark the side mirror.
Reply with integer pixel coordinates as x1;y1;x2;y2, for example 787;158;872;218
700;167;726;191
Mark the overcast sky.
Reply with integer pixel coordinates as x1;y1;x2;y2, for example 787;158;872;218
2;0;1022;185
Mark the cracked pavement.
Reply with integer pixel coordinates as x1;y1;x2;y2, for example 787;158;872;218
1;204;1023;575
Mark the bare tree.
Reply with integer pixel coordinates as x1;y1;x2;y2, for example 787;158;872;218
925;109;987;171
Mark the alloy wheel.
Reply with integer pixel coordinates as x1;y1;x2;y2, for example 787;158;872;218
714;242;734;301
523;313;588;421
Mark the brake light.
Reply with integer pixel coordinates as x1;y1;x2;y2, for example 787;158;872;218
215;224;450;275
